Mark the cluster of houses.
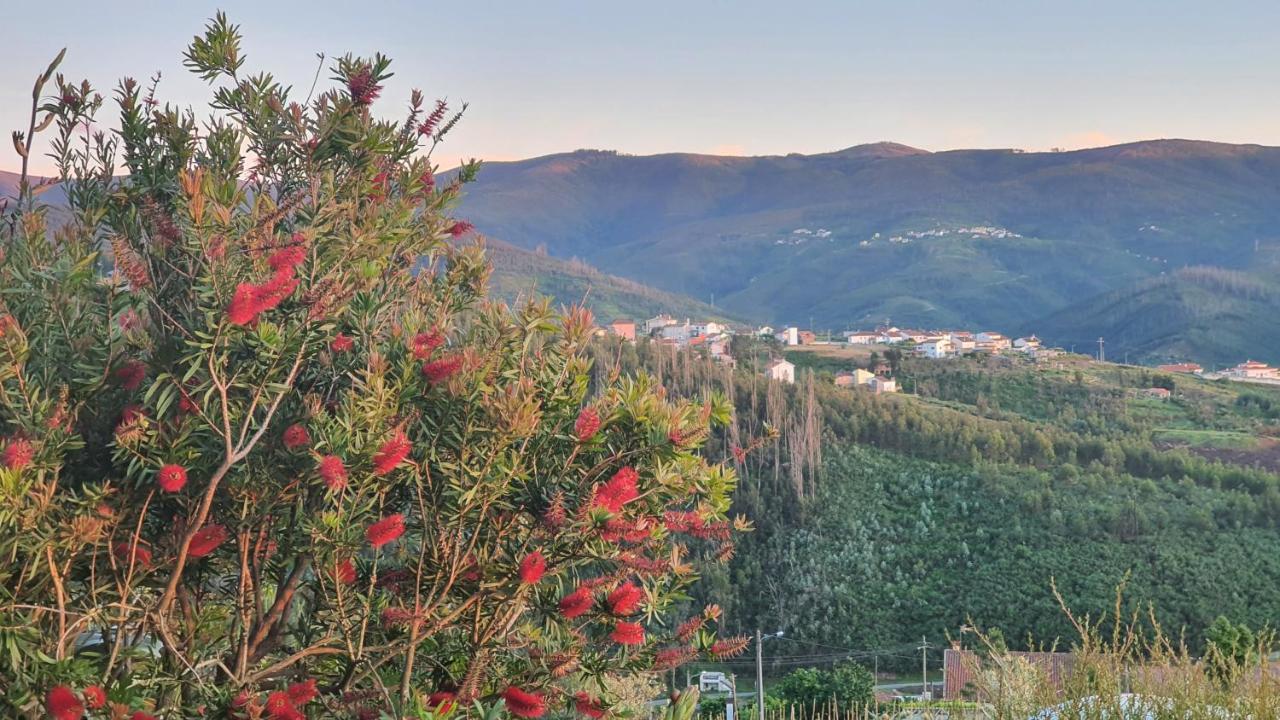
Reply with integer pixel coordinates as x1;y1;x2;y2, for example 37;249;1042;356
605;314;737;363
843;326;1056;360
1160;359;1280;383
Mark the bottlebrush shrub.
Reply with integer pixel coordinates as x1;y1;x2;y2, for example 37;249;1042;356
0;14;749;720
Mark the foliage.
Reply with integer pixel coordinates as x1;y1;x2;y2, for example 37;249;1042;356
770;662;873;711
0;16;746;718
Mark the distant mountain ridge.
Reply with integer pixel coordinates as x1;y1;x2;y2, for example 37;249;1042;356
453;139;1280;363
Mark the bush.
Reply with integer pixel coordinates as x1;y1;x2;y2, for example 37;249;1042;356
0;15;747;719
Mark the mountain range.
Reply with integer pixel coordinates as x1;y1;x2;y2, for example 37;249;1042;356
454;139;1280;364
11;138;1280;365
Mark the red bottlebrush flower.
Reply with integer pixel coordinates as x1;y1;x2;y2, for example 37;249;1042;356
422;354;463;383
668;428;685;446
501;687;546;719
365;513;405;549
334;557;358;584
227;282;261;325
131;712;158;720
417;99;448;137
268;244;306;272
265;691;303;720
156;464;188;492
282;423;311;450
446;221;473;238
372;432;411;475
188;524;228;558
418;169;436;196
82;686;107;710
426;691;455;713
607;581;644;616
411;330;444;359
113;541;152;568
573;692;606;719
330;333;354;352
253;267;300;313
3;437;34;470
45;685;84;720
574;407;600;442
592;466;639;513
675;616;704;641
709;635;752;660
317;454;348;490
730;444;748;464
558;586;593;618
610;621;645;646
653;646;698;671
518;551;546;585
347;66;382;106
113;360;147;391
287;679;318;706
380;607;415;628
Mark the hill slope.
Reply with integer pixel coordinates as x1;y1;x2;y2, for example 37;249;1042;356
1033;267;1280;366
483;238;735;323
456;140;1280;336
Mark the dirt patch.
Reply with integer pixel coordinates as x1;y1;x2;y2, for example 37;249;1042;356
1159;437;1280;473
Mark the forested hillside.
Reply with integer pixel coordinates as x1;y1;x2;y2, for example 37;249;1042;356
591;339;1280;670
456;141;1280;345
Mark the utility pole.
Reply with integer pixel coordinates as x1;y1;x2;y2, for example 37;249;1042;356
1097;336;1105;363
756;629;765;720
918;636;932;700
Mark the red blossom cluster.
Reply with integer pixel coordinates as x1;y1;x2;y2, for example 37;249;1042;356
609;621;645;646
330;333;354;352
282;423;311;450
663;510;731;541
317;454;348;490
606;581;643;615
2;437;34;470
113;541;153;568
501;687;546;719
426;691;456;713
411;330;444;359
188;524;228;558
156;463;188;492
573;406;600;442
591;467;639;513
573;692;606;719
558;586;594;618
652;645;700;671
422;353;463;383
334;558;357;584
347;66;381;106
366;513;405;549
518;550;546;584
226;235;307;326
372;431;412;475
112;359;147;391
417;99;448;137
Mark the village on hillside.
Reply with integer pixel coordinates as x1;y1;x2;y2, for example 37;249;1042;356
597;315;1065;395
600;314;1280;394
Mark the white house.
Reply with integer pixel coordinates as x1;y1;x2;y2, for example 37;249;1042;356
1229;360;1279;380
765;358;795;384
1013;335;1041;352
775;327;800;346
844;331;878;345
976;331;1012;350
878;327;907;344
919;337;954;359
644;314;677;334
869;376;898;394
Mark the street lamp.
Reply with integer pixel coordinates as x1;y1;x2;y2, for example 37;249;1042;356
756;629;784;720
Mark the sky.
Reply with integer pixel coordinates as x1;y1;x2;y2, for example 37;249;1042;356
4;0;1280;175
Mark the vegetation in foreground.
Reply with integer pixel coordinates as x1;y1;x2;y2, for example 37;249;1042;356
0;17;748;718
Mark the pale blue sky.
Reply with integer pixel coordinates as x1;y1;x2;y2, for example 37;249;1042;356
4;1;1279;174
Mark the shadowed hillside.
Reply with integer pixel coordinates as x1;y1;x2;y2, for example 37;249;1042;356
1033;267;1280;366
